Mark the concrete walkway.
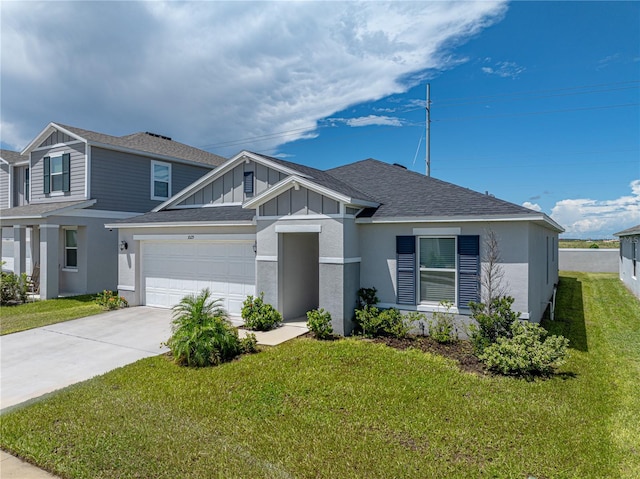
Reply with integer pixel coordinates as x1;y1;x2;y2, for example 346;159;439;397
0;308;307;478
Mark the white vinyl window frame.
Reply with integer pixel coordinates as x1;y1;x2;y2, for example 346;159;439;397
418;236;457;305
151;160;171;201
50;155;64;193
63;227;78;271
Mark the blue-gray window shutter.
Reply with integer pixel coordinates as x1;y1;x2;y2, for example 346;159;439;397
43;156;50;194
396;236;416;305
62;153;71;192
458;235;480;308
244;171;254;194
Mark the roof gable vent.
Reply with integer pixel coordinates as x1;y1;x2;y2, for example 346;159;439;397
145;132;172;141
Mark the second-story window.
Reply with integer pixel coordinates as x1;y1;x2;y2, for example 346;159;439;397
43;153;70;194
151;161;171;200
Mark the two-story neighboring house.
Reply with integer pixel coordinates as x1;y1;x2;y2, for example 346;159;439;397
0;122;225;299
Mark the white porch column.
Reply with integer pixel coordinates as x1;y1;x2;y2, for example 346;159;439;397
39;224;60;299
12;226;26;275
31;226;40;268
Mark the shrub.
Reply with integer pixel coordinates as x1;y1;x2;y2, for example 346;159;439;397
429;301;457;343
469;296;521;354
589;243;600;249
166;289;241;367
357;287;379;308
306;308;333;339
478;320;569;376
0;270;29;305
354;305;415;339
95;290;129;310
239;332;259;354
241;293;282;331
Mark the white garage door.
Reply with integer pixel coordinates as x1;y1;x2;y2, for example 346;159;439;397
142;240;255;315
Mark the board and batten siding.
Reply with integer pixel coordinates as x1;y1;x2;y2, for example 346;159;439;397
90;147;212;212
177;161;284;207
30;143;86;204
0;164;9;208
259;186;340;216
39;130;76;148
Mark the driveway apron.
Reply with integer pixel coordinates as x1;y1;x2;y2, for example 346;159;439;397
0;306;173;412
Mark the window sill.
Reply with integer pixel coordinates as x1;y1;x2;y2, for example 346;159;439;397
50;191;65;197
151;196;169;201
62;268;78;273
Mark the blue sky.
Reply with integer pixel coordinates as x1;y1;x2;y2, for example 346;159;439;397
1;1;638;238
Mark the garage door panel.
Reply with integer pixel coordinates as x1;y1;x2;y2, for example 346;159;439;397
142;240;255;315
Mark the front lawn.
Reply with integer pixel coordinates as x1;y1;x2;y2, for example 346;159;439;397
0;295;104;335
1;273;639;478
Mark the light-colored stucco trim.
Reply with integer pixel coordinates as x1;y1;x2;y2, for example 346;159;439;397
274;224;322;233
319;257;361;264
132;233;255;242
413;227;461;236
256;255;278;262
117;284;135;291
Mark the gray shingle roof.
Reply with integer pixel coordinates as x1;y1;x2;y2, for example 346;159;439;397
250;152;376;203
614;224;640;236
327;159;542;218
111;206;255;225
0;149;27;164
55;123;226;167
0;200;94;219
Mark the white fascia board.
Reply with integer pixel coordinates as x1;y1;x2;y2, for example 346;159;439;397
105;220;255;229
237;151;312;178
357;214;565;232
21;122;86;155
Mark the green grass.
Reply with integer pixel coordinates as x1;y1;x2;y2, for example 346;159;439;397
1;273;639;478
0;295;104;335
559;239;619;249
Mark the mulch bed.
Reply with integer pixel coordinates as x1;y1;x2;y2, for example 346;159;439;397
371;336;488;375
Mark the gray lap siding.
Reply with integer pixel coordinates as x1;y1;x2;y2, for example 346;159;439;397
90;147;212;212
30;143;86;203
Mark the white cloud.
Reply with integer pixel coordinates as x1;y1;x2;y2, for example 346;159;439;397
551;180;640;238
482;61;526;79
331;115;403;128
0;1;507;154
522;202;542;212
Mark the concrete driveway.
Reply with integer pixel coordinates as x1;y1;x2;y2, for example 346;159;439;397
0;306;173;412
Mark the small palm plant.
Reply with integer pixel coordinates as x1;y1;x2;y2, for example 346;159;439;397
166;289;241;367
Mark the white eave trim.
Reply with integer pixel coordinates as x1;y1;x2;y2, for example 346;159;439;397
243;175;379;209
356;214;564;232
104;220;255;229
21;122;86;155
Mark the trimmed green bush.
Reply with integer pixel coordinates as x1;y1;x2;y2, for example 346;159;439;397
241;293;282;331
306;308;333;339
479;320;569;376
0;269;29;305
357;287;379;308
354;305;415;339
429;301;457;343
167;289;241;367
469;296;521;354
239;332;258;354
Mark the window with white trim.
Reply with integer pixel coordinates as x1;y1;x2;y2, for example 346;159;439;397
151;161;171;200
419;237;456;303
43;153;70;194
64;228;78;269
